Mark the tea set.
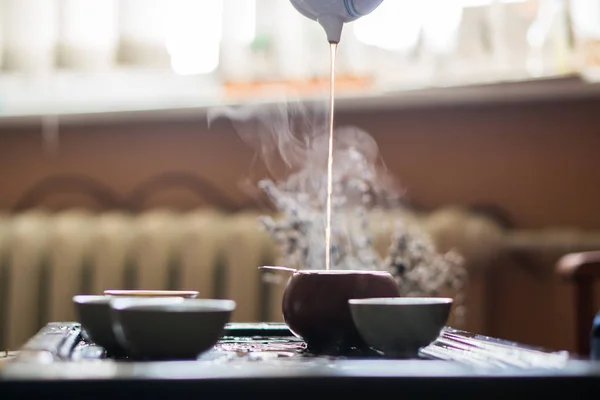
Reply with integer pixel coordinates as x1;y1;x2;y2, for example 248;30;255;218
74;268;452;360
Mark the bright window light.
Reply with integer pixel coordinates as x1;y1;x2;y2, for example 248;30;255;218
352;2;424;52
353;0;526;52
61;0;118;47
422;1;464;53
228;0;256;45
165;0;224;75
461;0;525;6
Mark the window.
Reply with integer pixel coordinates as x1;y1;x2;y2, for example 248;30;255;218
352;0;526;52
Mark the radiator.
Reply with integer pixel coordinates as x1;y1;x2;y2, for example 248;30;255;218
0;209;281;350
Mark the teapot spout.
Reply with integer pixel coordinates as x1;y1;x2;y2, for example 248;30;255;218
259;266;297;273
317;14;344;44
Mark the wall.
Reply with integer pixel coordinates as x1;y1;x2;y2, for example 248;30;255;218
1;96;600;351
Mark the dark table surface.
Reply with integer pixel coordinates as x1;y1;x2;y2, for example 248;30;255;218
2;322;600;398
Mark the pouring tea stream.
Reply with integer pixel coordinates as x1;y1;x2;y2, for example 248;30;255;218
290;0;384;270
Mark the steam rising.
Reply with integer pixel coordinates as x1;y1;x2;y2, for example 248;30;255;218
208;97;467;323
207;98;401;270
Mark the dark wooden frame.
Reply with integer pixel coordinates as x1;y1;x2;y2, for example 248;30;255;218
557;251;600;356
11;172;243;212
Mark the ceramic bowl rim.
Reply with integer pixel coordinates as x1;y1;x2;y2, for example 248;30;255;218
73;295;111;305
293;270;392;275
349;297;454;306
110;298;237;313
104;290;199;298
109;296;187;311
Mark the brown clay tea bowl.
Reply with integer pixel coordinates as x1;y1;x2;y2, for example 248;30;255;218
266;267;399;353
349;297;453;358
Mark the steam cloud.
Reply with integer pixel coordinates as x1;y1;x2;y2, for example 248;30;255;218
208;97;467;326
207;97;402;270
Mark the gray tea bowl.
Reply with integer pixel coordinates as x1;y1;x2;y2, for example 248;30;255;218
349;297;453;358
110;298;236;360
73;291;199;357
73;295;126;356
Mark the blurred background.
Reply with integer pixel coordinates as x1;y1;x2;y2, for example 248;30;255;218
2;0;600;357
0;0;598;114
